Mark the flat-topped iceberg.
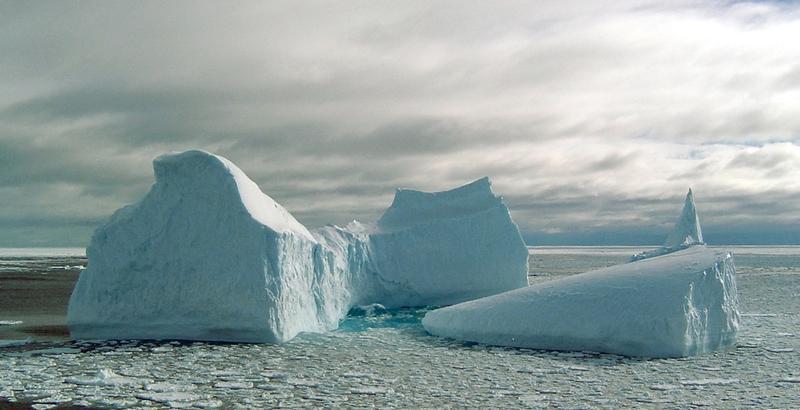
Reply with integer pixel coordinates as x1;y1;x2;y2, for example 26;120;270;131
368;177;529;307
68;150;528;343
423;190;740;358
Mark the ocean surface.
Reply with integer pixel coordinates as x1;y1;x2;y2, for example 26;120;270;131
1;246;798;408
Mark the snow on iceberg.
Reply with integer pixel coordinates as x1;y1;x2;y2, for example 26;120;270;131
423;246;739;357
68;150;528;343
632;189;705;261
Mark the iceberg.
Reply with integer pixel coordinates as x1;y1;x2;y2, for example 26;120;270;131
631;189;704;261
423;190;740;358
367;177;529;307
68;150;528;343
422;246;739;357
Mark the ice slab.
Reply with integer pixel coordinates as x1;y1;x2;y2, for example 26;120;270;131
68;150;528;343
423;246;740;358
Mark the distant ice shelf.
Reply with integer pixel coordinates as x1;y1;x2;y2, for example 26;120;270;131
67;150;528;343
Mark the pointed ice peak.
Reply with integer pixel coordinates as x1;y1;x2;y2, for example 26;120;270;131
631;189;706;262
664;188;704;248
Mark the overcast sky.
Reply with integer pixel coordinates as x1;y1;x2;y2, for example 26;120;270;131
1;0;799;246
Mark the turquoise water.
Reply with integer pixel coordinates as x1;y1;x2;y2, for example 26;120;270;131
1;246;799;408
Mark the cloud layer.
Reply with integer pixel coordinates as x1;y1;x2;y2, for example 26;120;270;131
1;1;799;246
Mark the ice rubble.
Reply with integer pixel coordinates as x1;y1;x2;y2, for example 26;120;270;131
423;190;740;358
68;150;528;343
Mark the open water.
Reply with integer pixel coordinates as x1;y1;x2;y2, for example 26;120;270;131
0;246;798;408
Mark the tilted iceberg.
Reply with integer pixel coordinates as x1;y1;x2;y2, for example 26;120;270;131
422;246;738;357
631;189;704;261
423;191;740;358
68;150;528;343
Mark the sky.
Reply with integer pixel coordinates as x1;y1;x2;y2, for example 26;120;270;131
1;0;799;247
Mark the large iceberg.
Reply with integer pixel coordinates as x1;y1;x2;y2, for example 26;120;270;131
68;150;528;343
422;246;739;357
423;191;740;358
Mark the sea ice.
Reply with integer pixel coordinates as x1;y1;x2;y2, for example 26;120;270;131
423;191;740;358
680;378;739;386
65;369;145;387
68;150;527;343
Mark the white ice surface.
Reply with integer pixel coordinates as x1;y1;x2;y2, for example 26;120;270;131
68;150;528;343
423;246;740;358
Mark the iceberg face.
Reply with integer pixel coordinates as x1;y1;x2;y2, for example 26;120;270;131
423;246;740;358
68;150;529;343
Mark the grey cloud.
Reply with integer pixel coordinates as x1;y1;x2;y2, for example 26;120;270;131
1;0;800;246
726;147;796;170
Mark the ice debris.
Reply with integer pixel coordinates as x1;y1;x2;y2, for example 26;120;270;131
65;369;145;387
68;150;528;343
0;338;31;347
